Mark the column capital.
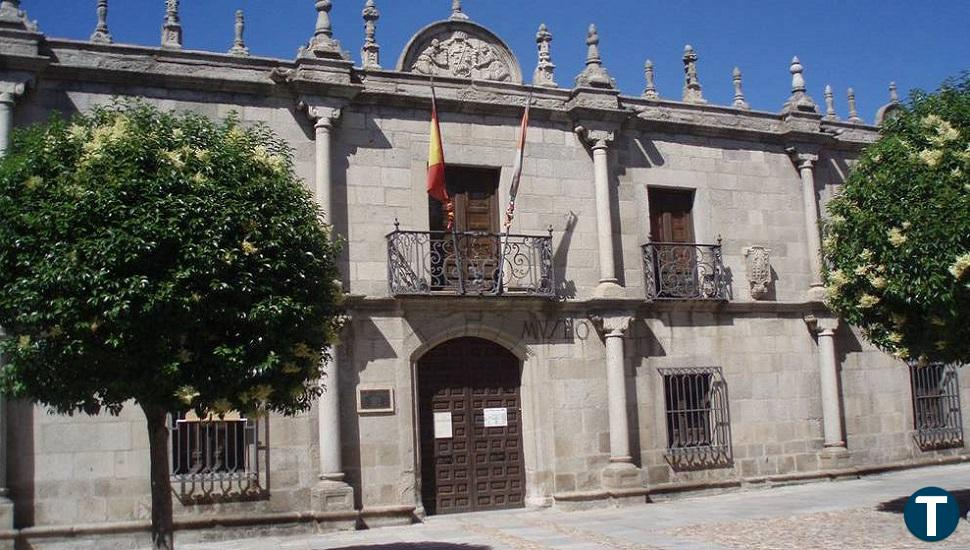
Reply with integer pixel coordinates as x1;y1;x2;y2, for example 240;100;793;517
805;314;839;335
300;100;342;129
590;314;631;337
786;146;818;169
0;79;29;103
575;125;614;149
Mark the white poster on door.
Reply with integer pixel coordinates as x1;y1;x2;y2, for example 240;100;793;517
483;407;508;428
434;412;453;439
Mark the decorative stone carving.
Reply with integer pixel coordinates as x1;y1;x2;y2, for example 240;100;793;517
361;0;381;70
90;0;112;44
823;84;838;121
399;21;521;84
681;45;705;104
875;82;902;125
782;57;817;114
575;24;615;89
0;0;35;30
228;10;249;57
743;246;772;300
847;87;863;124
642;60;658;99
732;67;750;110
161;0;182;49
532;23;556;87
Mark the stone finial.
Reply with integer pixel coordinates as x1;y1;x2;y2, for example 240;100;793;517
847;87;863;123
228;9;249;56
161;0;182;49
90;0;112;44
889;81;899;103
642;59;658;99
732;67;750;110
823;84;838;120
533;23;556;87
450;0;469;21
575;24;615;89
361;0;381;69
782;56;818;113
304;0;346;59
681;45;706;104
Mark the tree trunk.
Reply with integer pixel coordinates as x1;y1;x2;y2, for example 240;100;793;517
143;403;175;550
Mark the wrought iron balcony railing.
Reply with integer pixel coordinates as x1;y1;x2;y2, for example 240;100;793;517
387;226;555;297
642;241;728;301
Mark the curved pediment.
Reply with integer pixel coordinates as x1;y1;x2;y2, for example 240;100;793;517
397;20;522;84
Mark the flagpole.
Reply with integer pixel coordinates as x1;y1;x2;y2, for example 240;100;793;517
430;78;465;295
497;90;533;296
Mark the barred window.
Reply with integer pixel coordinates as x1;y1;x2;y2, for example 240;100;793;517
910;363;964;451
169;411;269;504
659;367;732;470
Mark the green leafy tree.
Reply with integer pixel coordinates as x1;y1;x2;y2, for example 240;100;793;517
0;102;342;549
823;74;970;365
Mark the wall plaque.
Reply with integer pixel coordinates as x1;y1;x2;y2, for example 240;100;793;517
356;388;395;414
483;408;508;428
434;412;453;439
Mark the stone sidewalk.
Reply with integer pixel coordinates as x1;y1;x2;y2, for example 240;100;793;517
181;463;970;550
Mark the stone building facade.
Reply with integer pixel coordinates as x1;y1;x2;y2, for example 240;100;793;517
0;1;966;548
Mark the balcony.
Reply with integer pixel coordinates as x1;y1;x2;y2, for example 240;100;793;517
387;227;555;298
642;241;728;301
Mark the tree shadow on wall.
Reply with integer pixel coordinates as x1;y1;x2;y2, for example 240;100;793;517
877;489;970;519
327;544;493;550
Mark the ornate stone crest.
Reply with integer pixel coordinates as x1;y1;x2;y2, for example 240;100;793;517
398;21;522;84
743;246;772;300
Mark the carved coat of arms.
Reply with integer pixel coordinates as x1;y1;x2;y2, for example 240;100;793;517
411;31;512;82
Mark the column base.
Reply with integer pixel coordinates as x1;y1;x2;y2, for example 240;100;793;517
805;285;827;303
310;478;355;512
818;446;850;470
601;461;642;491
593;280;625;299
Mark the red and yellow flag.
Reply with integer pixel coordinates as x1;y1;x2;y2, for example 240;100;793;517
427;93;454;229
504;99;531;230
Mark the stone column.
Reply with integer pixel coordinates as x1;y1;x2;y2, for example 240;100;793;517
808;316;849;467
577;128;622;297
596;315;642;491
0;81;24;546
792;151;825;301
302;104;354;514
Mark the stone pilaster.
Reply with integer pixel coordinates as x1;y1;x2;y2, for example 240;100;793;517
591;315;642;491
0;81;24;549
575;126;623;298
806;316;850;468
788;149;825;302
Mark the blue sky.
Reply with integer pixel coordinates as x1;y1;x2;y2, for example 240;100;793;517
25;1;970;120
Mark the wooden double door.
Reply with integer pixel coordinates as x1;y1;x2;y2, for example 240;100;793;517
418;337;525;515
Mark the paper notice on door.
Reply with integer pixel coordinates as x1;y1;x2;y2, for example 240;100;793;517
434;412;453;439
483;407;508;428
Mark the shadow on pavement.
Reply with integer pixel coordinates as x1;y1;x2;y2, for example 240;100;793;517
322;544;492;550
877;489;970;517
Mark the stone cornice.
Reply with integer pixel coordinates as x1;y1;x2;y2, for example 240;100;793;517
0;34;882;148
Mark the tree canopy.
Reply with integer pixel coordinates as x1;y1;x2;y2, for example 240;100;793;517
822;74;970;365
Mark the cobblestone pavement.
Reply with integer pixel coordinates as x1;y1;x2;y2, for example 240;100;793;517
180;463;970;550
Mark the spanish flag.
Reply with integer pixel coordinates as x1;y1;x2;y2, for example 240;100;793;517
504;98;531;230
427;91;453;228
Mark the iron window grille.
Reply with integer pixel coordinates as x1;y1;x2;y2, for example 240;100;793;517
659;367;732;470
910;362;964;451
169;411;269;504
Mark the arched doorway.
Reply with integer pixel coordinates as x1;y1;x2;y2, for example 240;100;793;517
417;337;525;515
